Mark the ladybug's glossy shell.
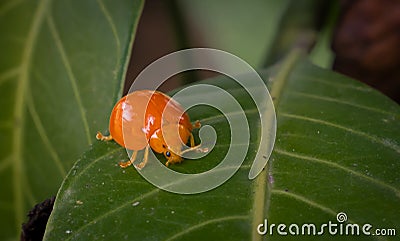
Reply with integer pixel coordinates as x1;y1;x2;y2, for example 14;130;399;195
109;90;192;150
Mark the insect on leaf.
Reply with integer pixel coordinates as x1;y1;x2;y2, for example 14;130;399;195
44;53;400;240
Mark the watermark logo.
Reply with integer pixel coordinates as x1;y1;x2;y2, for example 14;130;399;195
257;212;396;237
336;212;347;223
124;48;276;194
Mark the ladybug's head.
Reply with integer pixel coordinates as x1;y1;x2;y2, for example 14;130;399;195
163;149;183;166
149;124;191;166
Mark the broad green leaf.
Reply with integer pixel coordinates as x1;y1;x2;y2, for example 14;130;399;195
0;0;143;240
44;53;400;240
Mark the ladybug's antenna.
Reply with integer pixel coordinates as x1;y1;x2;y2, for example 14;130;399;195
180;145;209;155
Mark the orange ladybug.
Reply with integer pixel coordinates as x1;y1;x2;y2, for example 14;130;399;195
96;90;200;169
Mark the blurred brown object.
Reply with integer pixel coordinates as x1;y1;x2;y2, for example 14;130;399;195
21;197;55;241
332;0;400;103
124;1;180;94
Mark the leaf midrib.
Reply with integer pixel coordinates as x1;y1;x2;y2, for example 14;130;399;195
251;49;304;241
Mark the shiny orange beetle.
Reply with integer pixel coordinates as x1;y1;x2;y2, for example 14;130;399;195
96;90;200;169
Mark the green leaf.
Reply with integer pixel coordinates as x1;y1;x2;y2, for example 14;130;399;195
178;0;292;67
0;0;143;239
44;52;400;240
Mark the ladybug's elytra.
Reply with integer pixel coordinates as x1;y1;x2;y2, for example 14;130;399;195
96;90;201;169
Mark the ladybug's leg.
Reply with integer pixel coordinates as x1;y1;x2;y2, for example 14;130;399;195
189;133;195;147
189;121;200;147
96;132;113;141
119;151;137;168
135;146;149;170
180;126;208;154
181;132;209;155
192;120;201;129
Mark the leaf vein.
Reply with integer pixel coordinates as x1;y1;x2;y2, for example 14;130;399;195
13;0;50;232
280;132;339;145
0;0;24;17
23;173;38;207
47;14;92;145
272;189;337;216
74;146;124;179
291;91;398;117
165;215;249;241
0;67;20;86
271;189;375;232
67;161;251;239
280;113;400;154
0;155;12;172
200;108;258;123
27;93;66;176
64;188;161;241
96;0;121;78
275;148;400;197
302;76;373;92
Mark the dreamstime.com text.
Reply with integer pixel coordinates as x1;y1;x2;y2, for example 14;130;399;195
257;212;396;237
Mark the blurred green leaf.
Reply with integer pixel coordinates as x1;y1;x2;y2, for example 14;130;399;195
262;1;333;67
177;0;292;67
0;0;143;239
309;1;339;68
44;53;400;240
